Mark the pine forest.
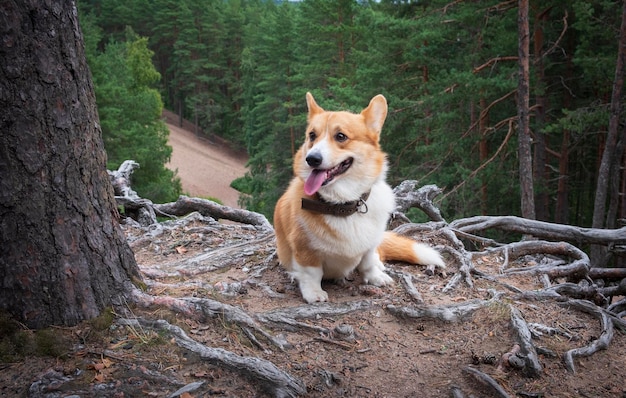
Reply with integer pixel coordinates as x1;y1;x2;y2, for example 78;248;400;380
79;0;626;229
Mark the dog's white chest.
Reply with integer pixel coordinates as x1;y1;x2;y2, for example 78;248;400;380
304;181;395;267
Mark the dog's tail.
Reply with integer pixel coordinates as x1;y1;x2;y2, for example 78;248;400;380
378;231;445;269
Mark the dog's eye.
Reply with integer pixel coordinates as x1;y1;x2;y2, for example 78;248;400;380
335;132;348;142
308;131;316;142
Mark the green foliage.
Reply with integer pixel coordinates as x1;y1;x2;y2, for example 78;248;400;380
79;0;625;225
84;25;181;203
34;329;68;358
90;307;116;331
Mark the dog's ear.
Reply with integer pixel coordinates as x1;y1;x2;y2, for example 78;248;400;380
361;95;388;134
306;92;324;120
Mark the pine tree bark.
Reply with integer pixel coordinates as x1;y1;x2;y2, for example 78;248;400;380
533;8;549;221
517;0;535;220
555;51;574;225
593;0;626;230
591;0;626;266
0;0;141;328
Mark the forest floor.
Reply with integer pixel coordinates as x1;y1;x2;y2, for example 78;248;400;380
2;121;626;398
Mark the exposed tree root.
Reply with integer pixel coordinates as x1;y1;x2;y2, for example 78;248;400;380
108;165;626;396
131;289;290;351
392;181;445;222
560;299;626;333
462;366;511;398
562;313;613;374
508;306;542;377
387;294;501;323
608;296;626;318
476;240;590;279
449;216;626;246
108;160;158;225
589;267;626;280
388;269;424;303
166;233;275;276
257;300;376;329
119;318;306;398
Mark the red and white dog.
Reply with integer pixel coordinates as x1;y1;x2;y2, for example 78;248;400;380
274;93;445;303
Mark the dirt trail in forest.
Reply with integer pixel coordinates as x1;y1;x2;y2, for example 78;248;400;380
165;122;248;208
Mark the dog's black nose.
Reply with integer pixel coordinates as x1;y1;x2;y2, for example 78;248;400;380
306;152;323;168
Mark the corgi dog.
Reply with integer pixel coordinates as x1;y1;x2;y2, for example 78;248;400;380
273;93;445;303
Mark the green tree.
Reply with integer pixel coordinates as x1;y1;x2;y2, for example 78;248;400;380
236;1;301;216
78;0;626;234
89;29;181;203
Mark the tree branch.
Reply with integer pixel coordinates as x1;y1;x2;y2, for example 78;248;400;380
472;56;518;74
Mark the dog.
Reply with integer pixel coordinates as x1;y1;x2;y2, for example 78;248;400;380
273;92;445;303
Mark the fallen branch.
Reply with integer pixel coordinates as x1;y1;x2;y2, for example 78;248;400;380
155;196;272;230
450;216;626;246
589;267;626;280
109;160;271;229
121;318;306;397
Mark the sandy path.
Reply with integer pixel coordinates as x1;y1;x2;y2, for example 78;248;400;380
166;123;248;208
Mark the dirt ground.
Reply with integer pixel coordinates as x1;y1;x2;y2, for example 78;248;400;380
165;122;248;208
2;123;626;398
3;218;626;397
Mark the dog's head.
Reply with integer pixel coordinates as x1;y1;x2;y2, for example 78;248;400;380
294;92;388;203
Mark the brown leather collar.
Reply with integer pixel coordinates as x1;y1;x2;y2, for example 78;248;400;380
301;191;370;217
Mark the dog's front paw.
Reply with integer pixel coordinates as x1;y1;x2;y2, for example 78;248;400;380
301;286;329;303
363;269;393;286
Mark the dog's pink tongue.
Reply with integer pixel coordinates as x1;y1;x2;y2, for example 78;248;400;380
304;170;327;196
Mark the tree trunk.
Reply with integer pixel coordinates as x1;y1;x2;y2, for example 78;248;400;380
517;0;535;220
479;97;489;216
593;0;626;230
555;47;575;225
0;0;141;328
533;8;550;221
591;0;626;266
